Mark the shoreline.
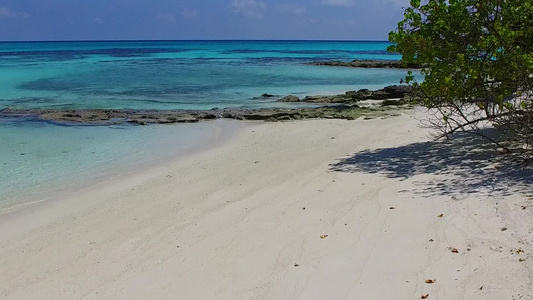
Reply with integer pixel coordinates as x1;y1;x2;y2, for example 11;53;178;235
1;108;532;299
0;119;246;216
0;85;414;125
0;119;251;243
0;84;414;215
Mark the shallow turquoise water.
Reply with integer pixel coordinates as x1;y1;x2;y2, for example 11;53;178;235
0;40;405;110
0;40;410;208
0;117;217;209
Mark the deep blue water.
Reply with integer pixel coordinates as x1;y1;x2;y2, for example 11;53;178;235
0;40;409;209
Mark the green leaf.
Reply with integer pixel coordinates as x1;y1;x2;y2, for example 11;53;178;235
389;0;533;155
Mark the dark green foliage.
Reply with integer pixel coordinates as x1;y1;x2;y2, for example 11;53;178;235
389;0;533;157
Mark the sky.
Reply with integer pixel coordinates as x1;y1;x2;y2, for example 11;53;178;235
0;0;410;41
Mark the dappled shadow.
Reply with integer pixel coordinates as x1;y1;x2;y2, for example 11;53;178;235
330;130;533;197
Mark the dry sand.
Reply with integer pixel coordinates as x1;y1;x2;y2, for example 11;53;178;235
1;109;532;299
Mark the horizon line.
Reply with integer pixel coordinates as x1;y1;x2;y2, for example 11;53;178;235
0;39;391;43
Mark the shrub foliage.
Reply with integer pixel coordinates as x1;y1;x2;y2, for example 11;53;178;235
388;0;533;157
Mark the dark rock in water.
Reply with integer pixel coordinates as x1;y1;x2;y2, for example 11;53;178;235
0;104;393;124
343;85;412;101
0;87;413;125
383;85;412;98
277;85;413;104
306;60;422;69
346;89;370;96
346;89;373;100
303;95;323;101
0;108;217;125
253;93;279;100
278;95;300;102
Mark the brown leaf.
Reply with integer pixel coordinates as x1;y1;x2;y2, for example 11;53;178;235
421;294;430;299
425;279;436;284
451;248;459;253
389;207;396;210
437;214;443;218
320;234;328;240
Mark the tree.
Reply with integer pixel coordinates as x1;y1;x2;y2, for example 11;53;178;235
388;0;533;159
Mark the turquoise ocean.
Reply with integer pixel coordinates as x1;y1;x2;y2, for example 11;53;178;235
0;40;407;209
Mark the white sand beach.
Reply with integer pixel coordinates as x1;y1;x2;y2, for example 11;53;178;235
1;109;532;300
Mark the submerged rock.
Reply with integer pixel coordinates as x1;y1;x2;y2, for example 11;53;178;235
278;95;300;102
277;85;413;104
253;93;278;99
0;84;414;125
0;103;407;125
307;60;422;69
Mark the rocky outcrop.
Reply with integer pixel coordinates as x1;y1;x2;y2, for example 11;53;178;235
0;108;216;125
381;99;405;106
383;85;412;97
278;95;300;102
253;93;278;99
0;103;408;125
0;85;414;125
277;85;413;104
346;85;412;101
307;60;422;69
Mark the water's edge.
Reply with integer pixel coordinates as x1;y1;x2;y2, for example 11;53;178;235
0;119;249;215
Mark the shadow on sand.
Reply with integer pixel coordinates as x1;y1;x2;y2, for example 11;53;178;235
330;130;533;197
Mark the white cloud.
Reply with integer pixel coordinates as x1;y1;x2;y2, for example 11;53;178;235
319;0;354;7
231;0;266;10
181;9;198;20
279;4;306;15
94;17;104;25
231;0;266;19
0;7;29;19
157;12;175;23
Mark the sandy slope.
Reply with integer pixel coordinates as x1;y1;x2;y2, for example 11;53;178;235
0;109;532;300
